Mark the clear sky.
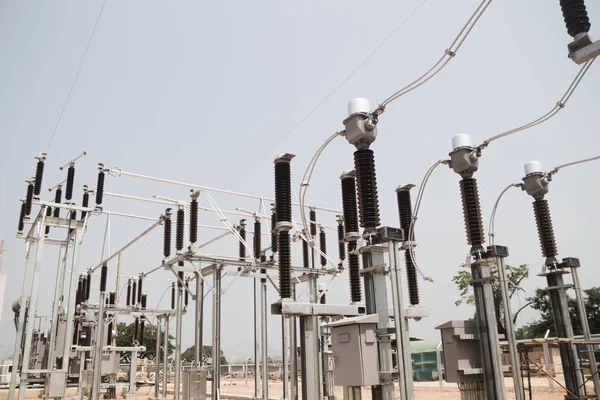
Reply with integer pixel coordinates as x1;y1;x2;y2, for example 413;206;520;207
0;1;599;361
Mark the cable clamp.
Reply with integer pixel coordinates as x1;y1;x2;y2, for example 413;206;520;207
445;49;456;57
300;182;309;187
556;102;565;109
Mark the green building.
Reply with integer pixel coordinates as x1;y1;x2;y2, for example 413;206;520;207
410;340;443;381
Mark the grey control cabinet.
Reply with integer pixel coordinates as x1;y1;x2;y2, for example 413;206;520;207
435;320;483;383
329;314;380;387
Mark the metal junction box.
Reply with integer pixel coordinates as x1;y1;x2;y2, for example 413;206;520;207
45;371;67;398
329;314;380;387
435;320;482;383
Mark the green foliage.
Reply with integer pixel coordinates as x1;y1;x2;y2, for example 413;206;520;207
452;264;530;335
115;322;174;360
515;286;600;339
181;345;228;365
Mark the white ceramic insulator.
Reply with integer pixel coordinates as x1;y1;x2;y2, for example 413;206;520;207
452;133;473;150
524;161;544;175
318;282;328;292
348;98;371;116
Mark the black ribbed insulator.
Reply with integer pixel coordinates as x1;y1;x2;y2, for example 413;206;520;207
53;188;62;218
190;199;198;244
176;208;185;251
271;212;278;252
44;206;52;236
239;226;246;260
309;210;317;237
18;203;26;232
319;229;327;267
132;281;137;305
138;278;143;303
337;223;346;261
109;292;116;306
405;249;420;305
302;236;310;269
320;291;326;305
341;175;359;234
81;191;89;220
25;183;34;216
100;264;108;292
274;161;292;223
533;199;558;258
560;0;591;37
66;166;75;201
178;269;184;288
107;321;113;345
126;280;132;306
278;232;292;299
171;283;175;309
68;207;76;236
76;276;83;305
95;171;105;206
253;220;261;259
133;318;139;343
81;277;88;303
86;273;91;300
354;149;381;232
139;319;145;345
397;190;414;240
347;241;361;303
163;217;172;258
185;282;189;306
260;267;267;284
459;178;485;247
141;294;147;310
34;161;45;196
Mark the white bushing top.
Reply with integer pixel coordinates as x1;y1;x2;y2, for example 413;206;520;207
524;161;544;175
318;282;328;292
452;133;473;150
348;98;371;116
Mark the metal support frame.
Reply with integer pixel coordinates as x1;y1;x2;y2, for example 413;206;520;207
91;291;107;400
254;272;260;400
46;243;68;369
289;287;298;400
174;284;183;400
195;272;204;366
211;265;222;400
155;317;161;399
128;350;138;396
162;318;169;399
261;273;269;400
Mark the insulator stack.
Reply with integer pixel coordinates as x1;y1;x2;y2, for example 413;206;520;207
107;321;113;345
99;264;108;293
319;228;327;267
163;210;172;258
68;207;77;236
260;267;267;284
126;280;132;306
66;165;75;201
18;203;26;233
25;182;34;216
53;188;62;218
86;273;91;300
337;222;345;262
560;0;591;37
141;294;147;310
533;199;558;260
347;241;362;303
132;281;137;305
341;172;359;234
405;250;420;305
171;283;175;310
81;277;88;303
253;220;261;259
190;198;198;244
278;233;292;299
44;207;52;236
239;223;246;260
176;208;185;252
76;276;83;305
185;282;189;306
302;234;310;269
353;148;380;233
309;210;317;237
271;211;278;253
95;168;105;208
34;160;45;197
109;292;116;306
320;292;326;305
138;277;143;303
178;267;184;288
459;178;485;248
139;318;145;345
81;190;89;220
396;186;419;305
396;189;414;240
275;161;292;223
133;318;139;343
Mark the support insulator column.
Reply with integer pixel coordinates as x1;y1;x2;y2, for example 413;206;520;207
190;192;199;244
459;177;485;254
253;219;261;259
17;202;26;234
274;153;294;299
532;199;558;265
176;207;185;252
80;186;90;220
65;165;75;202
337;217;345;263
396;185;419;306
171;283;175;310
95;164;105;209
319;227;327;267
560;0;591;37
163;208;172;258
126;280;132;306
33;154;46;198
239;219;247;261
354;147;381;235
270;205;278;253
302;231;310;269
53;187;62;218
340;171;361;303
25;180;34;216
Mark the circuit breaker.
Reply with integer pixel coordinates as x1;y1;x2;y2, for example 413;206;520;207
329;314;380;386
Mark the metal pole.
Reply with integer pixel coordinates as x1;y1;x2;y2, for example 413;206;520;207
254;274;260;400
495;256;524;400
571;266;600;398
211;266;222;400
195;272;204;366
289;313;298;400
162;318;169;398
129;350;137;395
174;286;183;400
282;316;289;400
542;341;555;391
46;244;68;369
91;292;107;400
62;226;85;369
261;278;269;400
155;318;161;399
18;214;47;400
8;241;34;400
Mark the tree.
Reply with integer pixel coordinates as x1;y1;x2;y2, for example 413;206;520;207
515;286;600;339
452;264;530;336
115;322;174;360
181;345;228;365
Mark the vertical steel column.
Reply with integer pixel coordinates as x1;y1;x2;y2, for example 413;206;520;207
570;265;600;397
496;255;524;400
254;273;260;399
75;351;86;398
261;276;269;400
91;266;108;400
211;267;222;400
8;241;34;400
18;214;47;400
195;272;204;366
46;244;68;369
289;287;298;400
388;241;413;400
175;285;183;400
162;318;169;398
362;246;395;400
281;316;289;400
62;225;85;369
542;342;555;391
344;386;363;400
155;317;161;399
129;350;137;395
